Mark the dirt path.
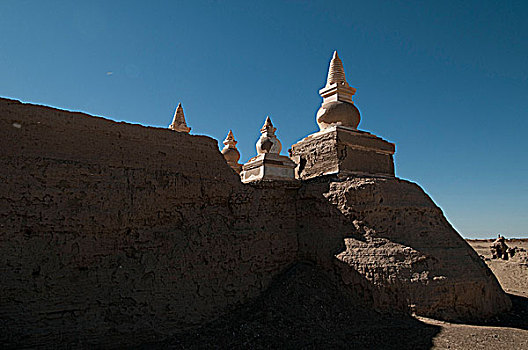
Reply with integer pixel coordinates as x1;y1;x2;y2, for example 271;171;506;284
424;317;528;349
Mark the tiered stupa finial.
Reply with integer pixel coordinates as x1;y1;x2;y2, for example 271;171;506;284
326;51;348;86
223;130;238;150
239;116;295;183
316;51;360;130
221;130;242;174
168;103;191;133
261;116;276;134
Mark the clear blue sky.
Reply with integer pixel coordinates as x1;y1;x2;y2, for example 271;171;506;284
1;1;527;238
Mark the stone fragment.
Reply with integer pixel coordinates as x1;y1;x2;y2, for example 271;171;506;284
240;117;296;183
168;103;191;133
491;235;510;260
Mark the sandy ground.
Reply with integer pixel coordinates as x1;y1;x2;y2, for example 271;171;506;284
422;239;528;349
470;239;528;298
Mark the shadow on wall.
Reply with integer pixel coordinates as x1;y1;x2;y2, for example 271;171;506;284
140;262;442;350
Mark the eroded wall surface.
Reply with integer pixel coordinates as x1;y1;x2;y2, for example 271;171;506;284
310;177;511;320
0;98;298;347
0;98;511;347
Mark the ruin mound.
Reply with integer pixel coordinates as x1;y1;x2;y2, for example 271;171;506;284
0;98;511;347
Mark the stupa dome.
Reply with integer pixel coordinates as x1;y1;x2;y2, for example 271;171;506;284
221;130;241;163
317;100;360;130
256;116;282;155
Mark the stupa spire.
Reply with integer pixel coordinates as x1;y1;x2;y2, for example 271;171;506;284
260;116;277;135
256;116;281;154
316;51;359;130
168;103;191;133
221;130;242;174
326;51;348;87
223;130;237;147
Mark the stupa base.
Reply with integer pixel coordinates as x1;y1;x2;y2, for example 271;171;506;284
240;153;296;183
290;125;395;180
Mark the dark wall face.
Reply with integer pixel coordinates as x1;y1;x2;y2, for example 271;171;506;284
0;98;511;347
0;98;298;347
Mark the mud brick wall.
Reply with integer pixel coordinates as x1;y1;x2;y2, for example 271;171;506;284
0;98;298;347
0;98;512;348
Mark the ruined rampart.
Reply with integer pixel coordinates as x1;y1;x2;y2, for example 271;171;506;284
0;98;299;347
0;98;511;348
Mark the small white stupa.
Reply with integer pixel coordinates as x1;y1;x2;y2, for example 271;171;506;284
221;130;242;174
240;116;296;183
168;103;191;133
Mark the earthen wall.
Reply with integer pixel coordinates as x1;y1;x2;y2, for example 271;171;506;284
0;98;511;348
0;98;298;347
